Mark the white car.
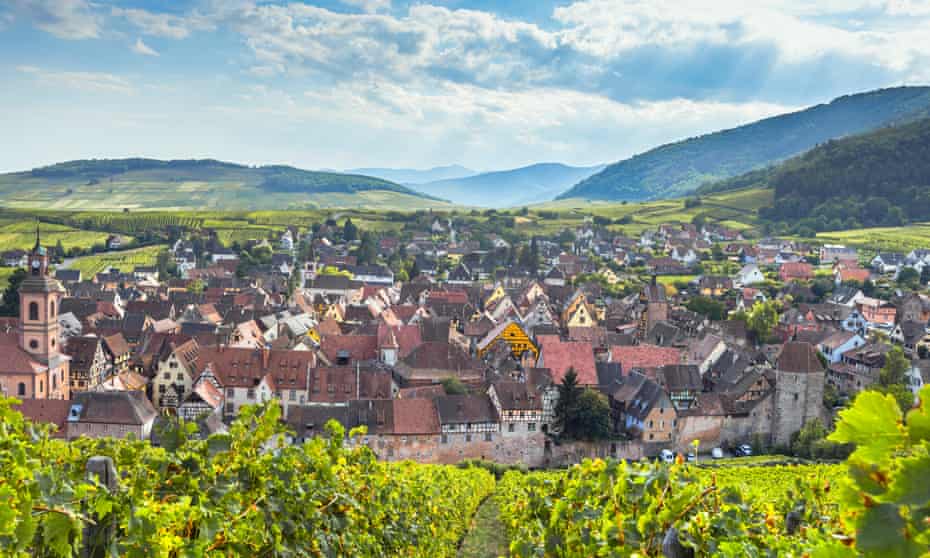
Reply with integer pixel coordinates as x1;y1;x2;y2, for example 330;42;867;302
660;449;675;463
711;447;724;459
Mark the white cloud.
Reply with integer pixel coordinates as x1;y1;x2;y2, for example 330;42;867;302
552;0;930;74
211;79;793;168
111;6;214;39
8;0;100;39
340;0;392;14
17;65;135;94
131;37;159;56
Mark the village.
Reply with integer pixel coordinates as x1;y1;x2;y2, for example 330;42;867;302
2;215;929;467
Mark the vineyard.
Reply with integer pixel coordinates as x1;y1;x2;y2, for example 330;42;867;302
66;245;166;276
1;388;928;556
0;400;494;557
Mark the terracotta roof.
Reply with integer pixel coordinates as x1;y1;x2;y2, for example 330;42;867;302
837;268;870;283
70;391;157;425
436;394;498;425
14;398;71;437
197;346;316;389
392;398;440;434
610;344;682;374
492;381;543;411
776;342;825;373
401;341;478;371
0;332;46;375
65;336;102;371
309;366;393;403
102;333;131;357
320;334;378;363
537;337;597;386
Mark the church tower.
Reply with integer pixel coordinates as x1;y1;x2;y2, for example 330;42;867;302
18;225;69;398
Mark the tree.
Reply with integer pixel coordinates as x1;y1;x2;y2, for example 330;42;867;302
746;300;779;343
569;390;612;440
0;268;26;317
791;418;827;458
343;218;358;242
554;370;611;441
686;296;725;320
896;267;920;289
355;232;377;266
187;279;206;294
867;345;914;413
441;377;467;395
553;368;581;435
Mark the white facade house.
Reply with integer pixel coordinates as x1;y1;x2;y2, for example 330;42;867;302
735;264;765;287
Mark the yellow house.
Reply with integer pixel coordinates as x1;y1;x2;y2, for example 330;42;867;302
484;283;506;309
598;267;619;285
562;291;596;327
476;320;539;359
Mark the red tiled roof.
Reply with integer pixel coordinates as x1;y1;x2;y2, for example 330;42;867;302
14;398;71;438
392;398;440;435
838;268;870;283
0;332;46;375
610;344;682;374
537;337;597;386
321;334;378;363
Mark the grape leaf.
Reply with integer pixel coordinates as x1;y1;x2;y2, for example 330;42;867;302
829;391;905;464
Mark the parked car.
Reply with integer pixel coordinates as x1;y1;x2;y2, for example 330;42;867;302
734;444;753;457
711;447;724;459
686;452;697;463
660;449;675;463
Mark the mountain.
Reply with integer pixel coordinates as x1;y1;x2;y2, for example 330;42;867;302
345;165;477;185
704;117;930;233
0;158;451;211
416;163;604;207
558;86;930;202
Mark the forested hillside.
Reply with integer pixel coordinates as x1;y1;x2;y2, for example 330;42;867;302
0;158;448;211
701;117;930;234
558;86;930;202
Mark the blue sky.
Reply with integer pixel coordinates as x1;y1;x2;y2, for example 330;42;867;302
1;0;928;173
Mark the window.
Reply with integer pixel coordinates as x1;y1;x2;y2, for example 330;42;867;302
465;433;472;443
39;380;43;393
158;385;166;393
508;423;515;433
648;420;654;428
52;375;56;389
17;383;26;396
176;373;183;381
441;434;448;444
29;340;39;350
528;422;536;432
49;301;55;318
29;302;38;321
793;393;799;402
227;388;234;398
163;373;170;380
484;432;492;442
247;388;255;399
225;403;235;415
649;433;654;440
289;390;296;401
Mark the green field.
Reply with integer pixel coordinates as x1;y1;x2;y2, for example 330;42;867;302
67;245;165;276
0;175;454;212
817;222;930;253
0;221;114;252
521;188;772;236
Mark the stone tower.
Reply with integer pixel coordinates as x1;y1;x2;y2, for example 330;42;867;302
771;342;825;447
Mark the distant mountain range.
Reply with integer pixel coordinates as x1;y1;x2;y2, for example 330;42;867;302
0;158;450;211
558;86;930;202
345;165;477;185
700;116;930;233
414;163;605;207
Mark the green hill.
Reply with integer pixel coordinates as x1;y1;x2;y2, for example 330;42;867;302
558;86;930;202
703;117;930;233
0;158;450;211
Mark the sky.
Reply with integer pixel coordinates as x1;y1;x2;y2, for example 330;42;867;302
1;0;929;173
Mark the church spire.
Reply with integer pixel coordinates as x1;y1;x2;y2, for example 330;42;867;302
34;220;41;252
